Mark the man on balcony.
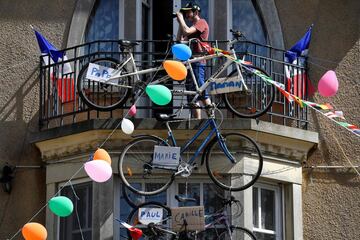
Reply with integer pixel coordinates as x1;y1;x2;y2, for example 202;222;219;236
176;2;212;119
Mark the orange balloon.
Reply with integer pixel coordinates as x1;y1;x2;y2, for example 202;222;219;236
22;222;47;240
93;148;112;165
163;60;187;81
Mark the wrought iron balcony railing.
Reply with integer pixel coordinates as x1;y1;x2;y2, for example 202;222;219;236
39;39;309;130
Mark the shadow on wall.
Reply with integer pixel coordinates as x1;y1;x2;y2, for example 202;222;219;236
0;67;38;123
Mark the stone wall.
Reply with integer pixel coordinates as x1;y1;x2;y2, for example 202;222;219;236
276;0;360;239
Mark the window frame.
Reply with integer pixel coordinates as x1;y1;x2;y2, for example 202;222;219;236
253;182;283;240
57;178;93;240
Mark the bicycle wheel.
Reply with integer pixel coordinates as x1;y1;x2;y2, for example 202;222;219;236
223;65;275;118
126;201;173;240
118;135;176;196
218;226;257;240
206;133;263;191
77;57;131;111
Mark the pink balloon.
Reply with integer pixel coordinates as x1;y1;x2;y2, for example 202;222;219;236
129;104;137;116
84;160;112;183
318;70;338;97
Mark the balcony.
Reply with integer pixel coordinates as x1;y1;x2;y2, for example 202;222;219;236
38;39;310;131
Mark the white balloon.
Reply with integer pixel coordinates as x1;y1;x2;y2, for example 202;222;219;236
121;118;134;135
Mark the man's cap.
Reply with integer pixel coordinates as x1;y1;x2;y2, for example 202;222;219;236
180;2;201;12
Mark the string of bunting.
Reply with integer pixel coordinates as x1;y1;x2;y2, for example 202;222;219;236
217;51;360;138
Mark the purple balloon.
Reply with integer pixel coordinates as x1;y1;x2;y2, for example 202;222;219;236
84;160;112;183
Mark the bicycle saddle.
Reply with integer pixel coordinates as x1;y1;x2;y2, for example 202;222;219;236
118;40;139;48
155;113;178;122
175;195;197;203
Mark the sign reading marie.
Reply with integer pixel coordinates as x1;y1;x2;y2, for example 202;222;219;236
153;145;180;169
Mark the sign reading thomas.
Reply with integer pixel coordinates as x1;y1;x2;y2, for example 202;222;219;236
138;208;163;225
153;146;180;169
171;206;205;231
86;63;116;82
209;75;243;95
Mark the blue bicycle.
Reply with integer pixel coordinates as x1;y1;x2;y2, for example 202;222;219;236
118;104;263;195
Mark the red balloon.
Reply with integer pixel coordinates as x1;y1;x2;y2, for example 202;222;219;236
129;227;143;240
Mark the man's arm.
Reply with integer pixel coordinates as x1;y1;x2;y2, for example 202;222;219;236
176;12;197;36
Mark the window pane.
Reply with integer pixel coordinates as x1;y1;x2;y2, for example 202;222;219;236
253;187;259;227
261;188;275;230
59;182;92;240
145;183;167;205
178;183;201;206
232;0;267;44
203;184;225;215
85;0;119;42
254;232;276;240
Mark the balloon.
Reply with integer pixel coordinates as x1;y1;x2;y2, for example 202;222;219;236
172;44;192;60
129;104;137;116
93;148;111;165
22;222;47;240
318;70;339;97
84;160;112;183
163;60;187;81
146;85;172;105
129;227;143;240
49;196;74;217
121;118;134;135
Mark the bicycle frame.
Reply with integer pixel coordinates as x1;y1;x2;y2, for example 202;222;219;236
102;38;247;100
161;115;236;176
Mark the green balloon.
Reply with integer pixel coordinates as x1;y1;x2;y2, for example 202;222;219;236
49;196;74;217
146;85;172;105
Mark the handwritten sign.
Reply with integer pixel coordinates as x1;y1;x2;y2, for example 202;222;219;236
153;145;180;169
171;206;205;231
138;208;163;225
86;63;116;82
209;76;243;95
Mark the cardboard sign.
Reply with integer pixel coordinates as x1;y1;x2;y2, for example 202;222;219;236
209;76;243;95
153;145;180;169
138;208;163;225
86;63;116;82
171;206;205;231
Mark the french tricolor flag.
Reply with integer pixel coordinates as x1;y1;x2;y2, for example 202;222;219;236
284;25;315;99
33;26;74;103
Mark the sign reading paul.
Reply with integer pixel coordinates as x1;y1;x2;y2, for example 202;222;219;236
171;206;205;231
138;208;163;225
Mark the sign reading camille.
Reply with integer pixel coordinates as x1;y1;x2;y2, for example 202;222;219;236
171;206;205;231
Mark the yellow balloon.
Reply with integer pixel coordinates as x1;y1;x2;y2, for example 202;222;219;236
163;60;187;81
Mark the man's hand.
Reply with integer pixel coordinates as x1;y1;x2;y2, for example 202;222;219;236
176;12;184;22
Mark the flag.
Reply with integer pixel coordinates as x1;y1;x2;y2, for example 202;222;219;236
324;111;345;119
33;27;74;103
285;25;315;99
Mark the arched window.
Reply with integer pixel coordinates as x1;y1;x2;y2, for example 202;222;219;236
232;0;267;44
84;0;119;42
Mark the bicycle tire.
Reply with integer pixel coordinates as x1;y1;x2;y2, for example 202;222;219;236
223;65;275;118
126;201;173;240
122;184;144;209
205;133;263;191
77;57;131;111
218;226;257;240
118;135;176;196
